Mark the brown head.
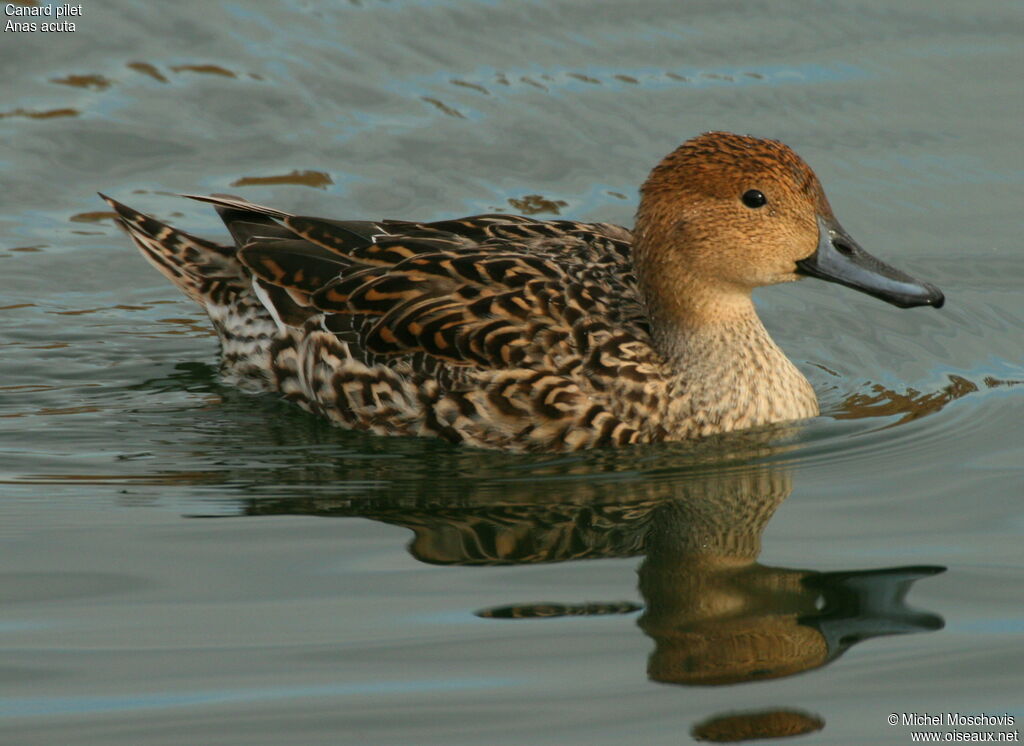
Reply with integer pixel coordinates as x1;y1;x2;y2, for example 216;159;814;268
633;132;943;330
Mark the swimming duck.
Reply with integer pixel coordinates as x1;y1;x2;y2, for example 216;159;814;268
101;132;943;451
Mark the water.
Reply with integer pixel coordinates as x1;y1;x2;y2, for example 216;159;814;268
1;1;1021;743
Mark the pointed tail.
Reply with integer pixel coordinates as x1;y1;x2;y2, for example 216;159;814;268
102;193;286;389
100;193;248;307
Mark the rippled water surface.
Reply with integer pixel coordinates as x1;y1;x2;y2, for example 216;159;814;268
1;1;1022;744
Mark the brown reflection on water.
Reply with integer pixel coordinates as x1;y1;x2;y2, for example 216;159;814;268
0;108;79;120
2;470;221;487
450;79;490;95
231;170;334;190
477;600;642;620
238;445;944;741
692;709;824;743
835;373;1019;426
420;96;466;119
170;64;237;78
70;211;119;224
50;74;111;90
155;316;217;336
127;62;169;83
637;486;943;689
507;194;568;215
26;342;69;350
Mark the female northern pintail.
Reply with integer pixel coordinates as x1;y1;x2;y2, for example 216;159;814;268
102;132;943;451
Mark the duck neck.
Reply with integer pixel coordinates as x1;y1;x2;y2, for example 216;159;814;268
639;272;819;435
646;281;766;364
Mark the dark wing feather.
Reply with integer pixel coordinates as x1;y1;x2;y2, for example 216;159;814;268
282;216;396;254
198;195;647;372
241;240;351;290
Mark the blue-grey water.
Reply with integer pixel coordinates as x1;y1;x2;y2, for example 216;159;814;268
1;1;1022;744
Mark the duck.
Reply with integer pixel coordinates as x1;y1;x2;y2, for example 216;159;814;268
101;131;943;451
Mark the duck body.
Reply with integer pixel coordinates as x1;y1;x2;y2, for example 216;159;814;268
103;132;942;451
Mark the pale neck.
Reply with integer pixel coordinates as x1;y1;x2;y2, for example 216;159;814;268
645;282;768;367
637;267;818;435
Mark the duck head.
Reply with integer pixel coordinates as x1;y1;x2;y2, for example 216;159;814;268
634;132;944;316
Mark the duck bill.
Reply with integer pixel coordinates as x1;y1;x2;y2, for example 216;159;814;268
796;216;944;309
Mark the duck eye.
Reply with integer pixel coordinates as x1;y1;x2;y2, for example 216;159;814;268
741;189;767;208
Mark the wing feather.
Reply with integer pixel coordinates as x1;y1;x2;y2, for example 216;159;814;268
199;204;650;374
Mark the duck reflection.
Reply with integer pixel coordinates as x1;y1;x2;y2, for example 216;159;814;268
637;479;943;686
241;449;943;742
691;708;825;742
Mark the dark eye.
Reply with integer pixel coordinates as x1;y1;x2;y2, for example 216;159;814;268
742;189;767;208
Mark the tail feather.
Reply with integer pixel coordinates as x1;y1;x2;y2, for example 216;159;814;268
101;193;247;306
180;192;292;220
102;192;290;390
